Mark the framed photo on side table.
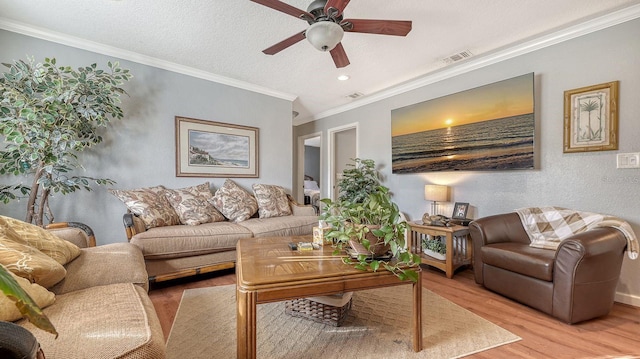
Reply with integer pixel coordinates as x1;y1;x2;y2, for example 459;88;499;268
563;81;619;153
452;202;469;220
175;116;259;178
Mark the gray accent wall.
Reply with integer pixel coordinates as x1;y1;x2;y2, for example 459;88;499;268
294;19;640;305
0;30;293;245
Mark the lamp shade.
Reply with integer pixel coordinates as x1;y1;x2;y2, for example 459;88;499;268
424;185;449;202
306;21;344;52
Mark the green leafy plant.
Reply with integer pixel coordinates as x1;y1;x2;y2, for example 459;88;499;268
422;236;446;255
0;56;132;225
320;159;420;282
0;265;57;337
336;158;382;204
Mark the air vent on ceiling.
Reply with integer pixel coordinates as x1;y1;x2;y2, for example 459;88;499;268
345;92;364;99
442;50;473;64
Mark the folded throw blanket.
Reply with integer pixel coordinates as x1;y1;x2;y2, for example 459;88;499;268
516;206;639;260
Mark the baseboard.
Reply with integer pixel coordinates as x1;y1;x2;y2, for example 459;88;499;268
614;291;640;307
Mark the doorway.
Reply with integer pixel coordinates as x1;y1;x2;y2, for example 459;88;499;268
297;132;322;207
328;123;358;200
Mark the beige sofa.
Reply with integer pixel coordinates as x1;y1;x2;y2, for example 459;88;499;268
14;222;165;359
122;194;318;283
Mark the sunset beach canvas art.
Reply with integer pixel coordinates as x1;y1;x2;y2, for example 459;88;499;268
391;73;535;173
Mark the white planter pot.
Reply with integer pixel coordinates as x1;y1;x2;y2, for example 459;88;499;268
423;248;446;260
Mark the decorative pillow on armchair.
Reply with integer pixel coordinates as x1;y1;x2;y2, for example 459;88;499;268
164;182;225;225
0;264;55;322
210;179;258;222
0;215;80;265
0;224;66;288
252;184;292;218
109;185;180;229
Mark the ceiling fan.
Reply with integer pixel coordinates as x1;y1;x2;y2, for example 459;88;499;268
251;0;412;68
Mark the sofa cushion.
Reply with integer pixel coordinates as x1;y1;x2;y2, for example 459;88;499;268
0;215;81;265
0;264;56;322
18;282;166;359
481;242;555;281
252;184;292;218
51;243;149;295
238;215;318;237
110;185;180;229
130;221;253;260
210;179;258;222
164;182;225;225
0;224;66;288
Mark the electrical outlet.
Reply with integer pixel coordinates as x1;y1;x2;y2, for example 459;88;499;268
617;153;640;169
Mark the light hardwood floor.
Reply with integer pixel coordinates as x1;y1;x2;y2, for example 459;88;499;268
148;266;640;358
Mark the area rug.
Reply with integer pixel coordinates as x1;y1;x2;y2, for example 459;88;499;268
166;284;520;359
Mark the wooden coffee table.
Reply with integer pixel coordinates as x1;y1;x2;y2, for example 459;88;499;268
236;236;422;359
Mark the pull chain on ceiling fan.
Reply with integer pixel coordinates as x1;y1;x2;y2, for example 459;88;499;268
250;0;412;68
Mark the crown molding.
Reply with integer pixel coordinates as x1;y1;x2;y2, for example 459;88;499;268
0;17;298;102
302;3;640;124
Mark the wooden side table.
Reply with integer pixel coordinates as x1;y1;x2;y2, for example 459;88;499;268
408;221;472;278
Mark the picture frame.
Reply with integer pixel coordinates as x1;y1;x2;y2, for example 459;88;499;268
451;202;469;220
391;73;535;173
563;81;619;153
175;116;259;178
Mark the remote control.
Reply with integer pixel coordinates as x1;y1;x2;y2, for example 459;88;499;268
288;242;297;250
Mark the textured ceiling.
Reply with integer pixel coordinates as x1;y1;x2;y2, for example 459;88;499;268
1;0;639;124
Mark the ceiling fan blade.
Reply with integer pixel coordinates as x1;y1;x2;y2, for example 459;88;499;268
342;19;412;36
330;43;350;68
262;31;306;55
325;0;350;17
250;0;313;20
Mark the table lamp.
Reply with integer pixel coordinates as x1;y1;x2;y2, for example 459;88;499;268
424;184;449;216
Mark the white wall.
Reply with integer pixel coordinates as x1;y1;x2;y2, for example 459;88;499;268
0;30;293;245
294;19;640;305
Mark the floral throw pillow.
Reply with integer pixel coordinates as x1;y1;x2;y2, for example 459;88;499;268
109;185;180;229
252;184;292;218
210;179;258;222
164;182;225;225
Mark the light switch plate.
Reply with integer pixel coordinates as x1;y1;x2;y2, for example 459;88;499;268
617;153;640;169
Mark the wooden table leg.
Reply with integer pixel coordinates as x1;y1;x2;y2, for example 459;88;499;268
412;271;423;352
445;233;454;278
236;287;257;359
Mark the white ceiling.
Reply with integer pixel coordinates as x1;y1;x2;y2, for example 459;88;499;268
1;0;639;125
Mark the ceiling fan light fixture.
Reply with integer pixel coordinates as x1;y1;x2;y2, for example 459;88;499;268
306;21;344;52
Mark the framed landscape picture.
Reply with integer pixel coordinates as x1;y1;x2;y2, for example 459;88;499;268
175;116;259;177
391;73;535;173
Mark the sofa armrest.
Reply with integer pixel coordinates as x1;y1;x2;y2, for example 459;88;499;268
469;212;532;284
45;222;96;248
554;227;626;283
287;194;318;216
123;213;147;241
553;227;626;322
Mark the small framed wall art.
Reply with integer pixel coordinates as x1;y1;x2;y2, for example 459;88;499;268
175;116;259;177
452;202;469;220
563;81;619;153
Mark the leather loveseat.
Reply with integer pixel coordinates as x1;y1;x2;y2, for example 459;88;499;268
469;212;627;324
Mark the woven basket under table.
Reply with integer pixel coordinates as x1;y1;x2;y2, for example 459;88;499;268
284;297;352;327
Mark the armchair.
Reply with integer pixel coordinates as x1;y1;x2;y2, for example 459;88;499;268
469;212;627;324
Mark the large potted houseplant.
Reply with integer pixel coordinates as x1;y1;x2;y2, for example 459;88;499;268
0;56;132;225
320;158;420;282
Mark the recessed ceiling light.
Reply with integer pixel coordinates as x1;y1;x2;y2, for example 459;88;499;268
337;75;350;81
